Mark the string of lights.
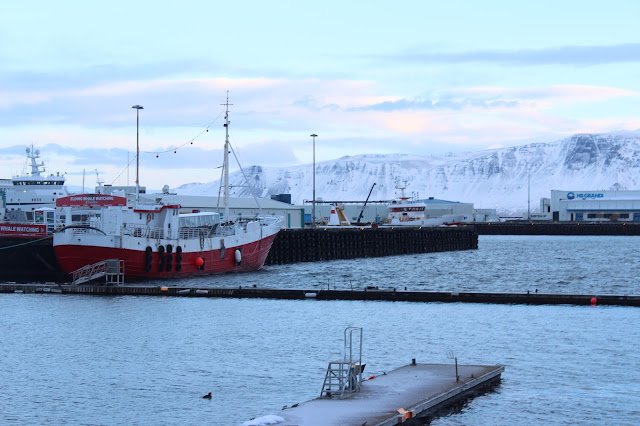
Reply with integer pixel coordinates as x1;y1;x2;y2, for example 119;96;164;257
146;110;225;157
108;109;225;185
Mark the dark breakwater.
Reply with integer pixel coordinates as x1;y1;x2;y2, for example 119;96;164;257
2;284;638;307
474;221;640;235
265;226;478;265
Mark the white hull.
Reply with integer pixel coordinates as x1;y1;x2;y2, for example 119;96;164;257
387;215;464;227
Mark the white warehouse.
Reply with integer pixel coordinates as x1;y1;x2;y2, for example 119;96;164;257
548;190;640;222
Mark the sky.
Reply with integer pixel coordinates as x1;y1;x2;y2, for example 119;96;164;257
2;0;640;190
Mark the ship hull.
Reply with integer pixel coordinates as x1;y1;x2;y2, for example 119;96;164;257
54;232;278;280
0;236;66;283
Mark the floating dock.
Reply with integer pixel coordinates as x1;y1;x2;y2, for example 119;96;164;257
1;284;639;307
250;363;504;425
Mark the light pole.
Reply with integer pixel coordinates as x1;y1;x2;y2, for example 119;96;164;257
310;133;317;226
527;173;531;221
132;105;144;203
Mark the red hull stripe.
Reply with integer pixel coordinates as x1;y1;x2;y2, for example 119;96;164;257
54;234;278;279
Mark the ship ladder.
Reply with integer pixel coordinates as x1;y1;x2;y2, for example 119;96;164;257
72;259;125;286
320;327;364;399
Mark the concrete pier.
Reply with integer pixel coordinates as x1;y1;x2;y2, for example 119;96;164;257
1;284;638;307
248;363;504;425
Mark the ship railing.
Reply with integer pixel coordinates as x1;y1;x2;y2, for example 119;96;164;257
65;220;105;235
178;224;219;239
231;215;284;229
121;223;165;239
258;216;284;228
214;225;237;237
172;216;283;240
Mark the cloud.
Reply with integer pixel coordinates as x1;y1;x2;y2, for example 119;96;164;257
2;67;640;190
387;43;640;66
354;97;520;112
351;84;640;113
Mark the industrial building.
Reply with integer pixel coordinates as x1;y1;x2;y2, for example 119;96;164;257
301;198;491;225
545;190;640;222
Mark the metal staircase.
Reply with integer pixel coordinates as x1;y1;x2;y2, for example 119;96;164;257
320;327;364;399
72;259;125;285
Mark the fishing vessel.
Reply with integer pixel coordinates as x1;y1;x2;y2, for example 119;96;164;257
53;97;284;280
386;183;464;226
0;146;67;282
1;145;68;222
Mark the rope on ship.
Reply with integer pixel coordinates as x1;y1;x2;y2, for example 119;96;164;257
0;235;53;250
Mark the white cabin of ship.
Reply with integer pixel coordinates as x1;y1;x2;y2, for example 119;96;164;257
389;206;426;213
1;147;68;216
388;200;429;222
57;193;230;242
179;212;220;228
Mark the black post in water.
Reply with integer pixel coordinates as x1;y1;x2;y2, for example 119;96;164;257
455;357;459;382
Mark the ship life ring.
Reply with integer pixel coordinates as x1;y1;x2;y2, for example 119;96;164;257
146;213;152;223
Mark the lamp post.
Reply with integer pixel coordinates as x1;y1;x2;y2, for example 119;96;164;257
132;105;144;203
310;133;318;226
527;173;531;221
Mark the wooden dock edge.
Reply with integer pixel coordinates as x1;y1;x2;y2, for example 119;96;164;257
377;365;505;425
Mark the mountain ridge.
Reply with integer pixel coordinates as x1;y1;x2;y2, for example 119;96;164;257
175;132;640;214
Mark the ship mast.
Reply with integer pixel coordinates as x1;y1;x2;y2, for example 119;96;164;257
26;144;45;177
221;92;233;222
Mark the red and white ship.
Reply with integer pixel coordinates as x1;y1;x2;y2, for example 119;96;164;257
52;97;283;280
53;193;282;279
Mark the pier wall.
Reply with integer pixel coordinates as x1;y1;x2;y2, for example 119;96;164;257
3;285;638;307
473;221;640;235
265;227;478;265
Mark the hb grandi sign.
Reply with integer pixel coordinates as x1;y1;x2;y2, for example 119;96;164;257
566;192;604;200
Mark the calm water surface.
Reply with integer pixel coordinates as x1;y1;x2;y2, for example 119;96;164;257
1;235;639;425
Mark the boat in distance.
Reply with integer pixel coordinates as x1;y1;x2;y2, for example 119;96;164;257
386;183;464;227
0;146;68;282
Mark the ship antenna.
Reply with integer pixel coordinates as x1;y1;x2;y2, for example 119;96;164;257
221;92;233;222
95;169;104;194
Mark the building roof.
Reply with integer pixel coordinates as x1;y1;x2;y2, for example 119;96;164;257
145;194;297;210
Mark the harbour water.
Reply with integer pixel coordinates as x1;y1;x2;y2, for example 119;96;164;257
2;235;639;425
180;234;640;295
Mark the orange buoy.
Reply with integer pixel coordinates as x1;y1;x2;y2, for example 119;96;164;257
195;257;204;267
590;297;597;305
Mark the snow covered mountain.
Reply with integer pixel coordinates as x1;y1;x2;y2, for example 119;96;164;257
175;132;640;214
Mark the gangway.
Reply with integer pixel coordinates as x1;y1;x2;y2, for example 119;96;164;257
72;259;125;285
320;327;364;399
